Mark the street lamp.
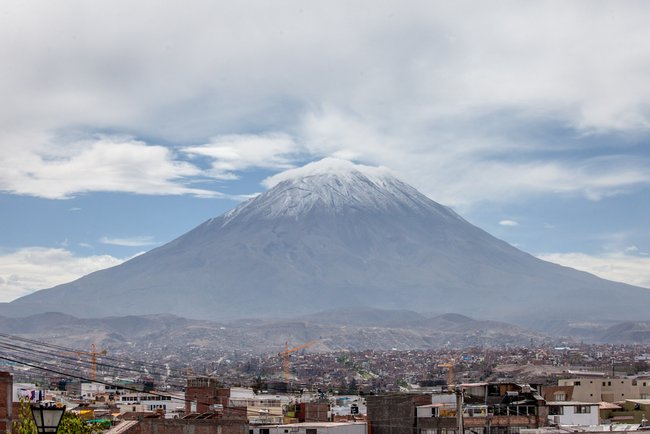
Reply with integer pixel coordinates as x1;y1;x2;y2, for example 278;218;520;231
30;402;66;434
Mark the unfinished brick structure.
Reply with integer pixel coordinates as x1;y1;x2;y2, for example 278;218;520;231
185;377;231;414
111;409;247;434
0;372;12;432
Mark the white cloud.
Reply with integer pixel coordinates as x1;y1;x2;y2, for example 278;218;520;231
0;247;124;302
99;236;157;247
1;2;650;205
183;134;302;180
499;220;519;227
0;136;218;199
297;110;650;207
538;251;650;289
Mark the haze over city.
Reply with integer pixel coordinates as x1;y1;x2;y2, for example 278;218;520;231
2;1;650;304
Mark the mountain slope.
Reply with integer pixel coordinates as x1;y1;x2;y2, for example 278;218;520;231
0;310;551;355
8;158;650;324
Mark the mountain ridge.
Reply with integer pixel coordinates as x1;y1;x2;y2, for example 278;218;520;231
8;158;650;325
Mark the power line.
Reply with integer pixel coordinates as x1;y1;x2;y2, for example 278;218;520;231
0;341;173;384
1;353;230;410
0;333;189;385
0;332;180;374
1;353;350;423
0;341;185;387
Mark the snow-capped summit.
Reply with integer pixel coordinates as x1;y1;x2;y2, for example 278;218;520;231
263;157;395;188
9;159;650;325
224;158;459;223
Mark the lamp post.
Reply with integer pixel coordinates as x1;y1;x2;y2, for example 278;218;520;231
30;402;66;434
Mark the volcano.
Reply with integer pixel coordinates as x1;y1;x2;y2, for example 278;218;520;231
9;158;650;324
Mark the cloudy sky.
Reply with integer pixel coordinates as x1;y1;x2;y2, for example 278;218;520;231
2;1;650;302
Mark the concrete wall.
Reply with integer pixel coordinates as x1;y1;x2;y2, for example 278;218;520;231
367;394;431;434
637;380;650;399
558;378;638;403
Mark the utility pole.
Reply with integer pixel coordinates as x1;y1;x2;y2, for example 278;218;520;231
455;386;464;434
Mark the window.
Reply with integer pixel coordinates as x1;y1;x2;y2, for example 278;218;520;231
603;382;606;386
575;406;591;414
260;429;270;434
608;382;611;386
553;393;566;401
306;429;317;434
549;406;564;415
488;385;501;396
574;381;581;386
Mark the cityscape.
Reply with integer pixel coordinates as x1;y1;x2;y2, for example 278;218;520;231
4;334;650;433
2;2;650;434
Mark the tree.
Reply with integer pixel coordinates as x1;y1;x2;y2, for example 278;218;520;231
58;412;103;434
11;398;103;434
11;398;36;434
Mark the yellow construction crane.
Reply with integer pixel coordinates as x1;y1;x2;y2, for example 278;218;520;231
438;360;455;386
278;340;318;382
63;343;107;381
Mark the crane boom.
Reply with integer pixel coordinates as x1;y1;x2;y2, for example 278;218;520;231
278;340;318;382
62;343;107;381
438;360;454;386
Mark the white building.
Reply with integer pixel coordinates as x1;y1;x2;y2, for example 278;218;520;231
558;378;650;402
117;391;185;413
80;382;106;400
546;401;599;426
229;392;291;424
331;396;366;416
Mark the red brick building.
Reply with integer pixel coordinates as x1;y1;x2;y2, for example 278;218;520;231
297;402;330;422
0;372;12;432
185;377;231;414
109;409;247;434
